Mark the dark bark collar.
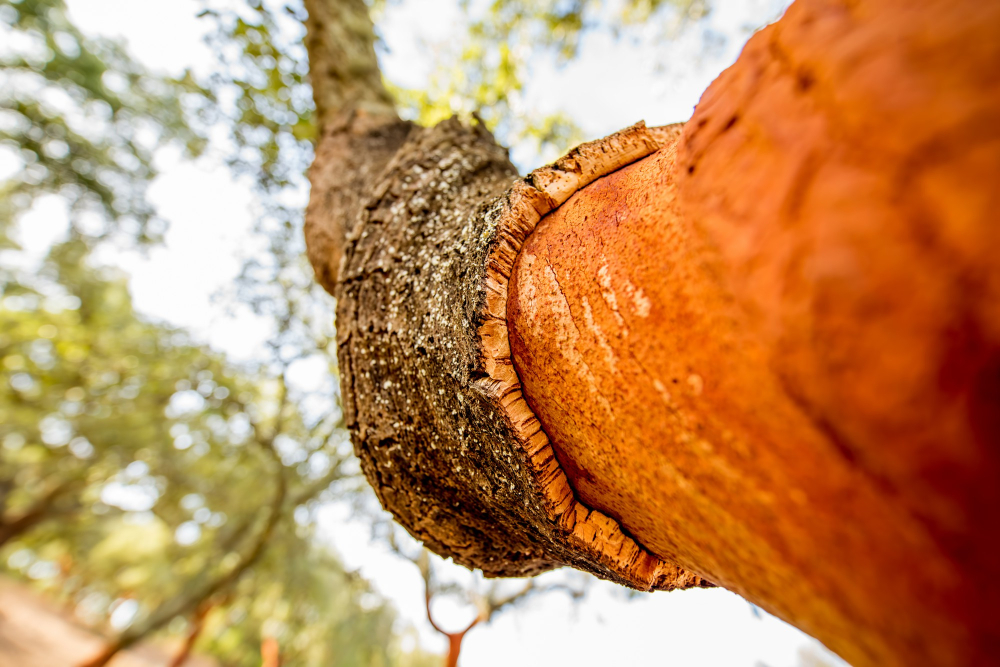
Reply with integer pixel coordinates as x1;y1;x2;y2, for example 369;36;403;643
333;117;711;591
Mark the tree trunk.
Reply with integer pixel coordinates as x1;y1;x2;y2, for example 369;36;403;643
443;631;469;667
303;0;1000;665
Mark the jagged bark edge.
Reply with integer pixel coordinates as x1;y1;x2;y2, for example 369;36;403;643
474;121;708;591
335;118;709;592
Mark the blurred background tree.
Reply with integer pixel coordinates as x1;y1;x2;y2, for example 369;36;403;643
0;0;437;664
0;0;206;248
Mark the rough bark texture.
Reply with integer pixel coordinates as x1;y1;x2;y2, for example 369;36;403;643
333;119;708;590
506;1;1000;665
305;111;413;291
302;0;410;290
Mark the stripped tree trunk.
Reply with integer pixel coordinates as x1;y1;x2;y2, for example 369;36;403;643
303;0;1000;665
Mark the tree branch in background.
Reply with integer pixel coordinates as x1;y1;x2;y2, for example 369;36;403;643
417;550;478;667
79;453;289;667
261;635;281;667
404;546;585;667
0;476;82;548
290;464;344;507
77;393;350;667
167;599;214;667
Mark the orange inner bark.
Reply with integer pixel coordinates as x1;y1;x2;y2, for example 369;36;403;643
507;140;977;667
508;1;1000;664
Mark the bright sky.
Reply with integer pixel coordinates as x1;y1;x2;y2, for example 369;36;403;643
38;0;849;665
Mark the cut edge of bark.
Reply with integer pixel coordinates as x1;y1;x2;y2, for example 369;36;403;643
475;121;705;591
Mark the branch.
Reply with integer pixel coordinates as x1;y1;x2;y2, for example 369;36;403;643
301;0;414;292
423;588;449;638
79;457;288;667
302;0;396;135
261;636;281;667
480;581;535;622
167;600;213;667
413;549;482;667
0;475;82;548
290;464;343;507
263;368;289;453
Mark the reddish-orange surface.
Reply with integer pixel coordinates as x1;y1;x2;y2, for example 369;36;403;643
509;0;1000;664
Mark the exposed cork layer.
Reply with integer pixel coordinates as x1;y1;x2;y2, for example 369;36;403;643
335;116;708;591
474;122;707;590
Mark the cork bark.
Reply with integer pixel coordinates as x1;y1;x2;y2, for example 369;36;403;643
507;1;1000;665
332;118;709;591
508;139;975;667
305;110;413;293
303;0;1000;664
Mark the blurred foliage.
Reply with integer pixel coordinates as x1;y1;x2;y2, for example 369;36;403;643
0;0;210;248
205;534;437;667
0;234;438;665
197;1;336;390
200;0;315;188
382;0;710;160
0;0;438;664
